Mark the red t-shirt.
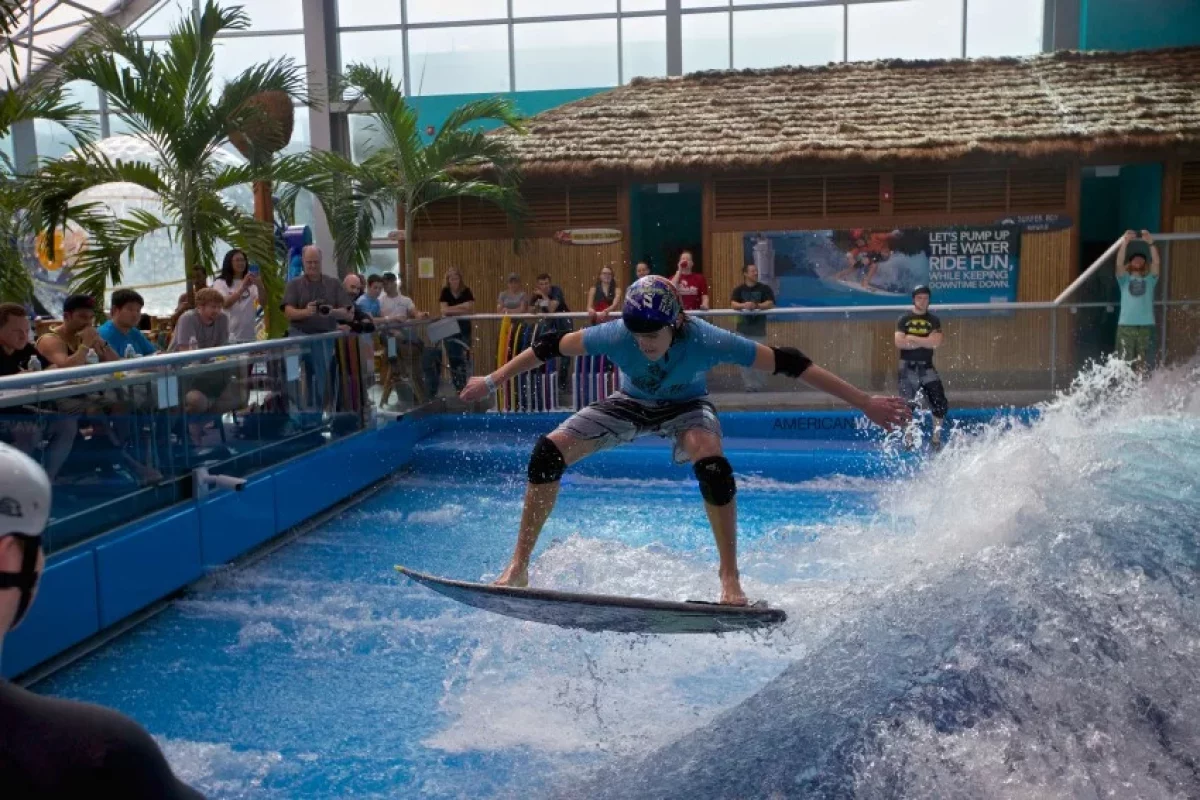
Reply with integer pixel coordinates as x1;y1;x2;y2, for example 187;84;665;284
676;272;708;310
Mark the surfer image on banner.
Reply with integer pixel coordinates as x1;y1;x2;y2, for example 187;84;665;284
830;229;906;294
459;276;910;605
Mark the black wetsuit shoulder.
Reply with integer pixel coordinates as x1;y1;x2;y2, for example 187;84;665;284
0;679;205;799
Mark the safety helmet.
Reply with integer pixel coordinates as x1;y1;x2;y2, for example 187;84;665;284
0;443;51;631
622;276;683;334
911;284;932;298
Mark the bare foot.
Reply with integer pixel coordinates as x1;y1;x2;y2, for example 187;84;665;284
720;575;748;606
494;563;528;588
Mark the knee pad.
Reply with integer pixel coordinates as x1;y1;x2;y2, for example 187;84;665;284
527;436;566;484
694;456;736;506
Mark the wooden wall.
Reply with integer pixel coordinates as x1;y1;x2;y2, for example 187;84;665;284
408;236;625;375
1167;214;1200;364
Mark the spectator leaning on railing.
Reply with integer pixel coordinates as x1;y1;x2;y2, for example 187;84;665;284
0;304;77;481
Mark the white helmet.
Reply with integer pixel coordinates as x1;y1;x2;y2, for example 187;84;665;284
0;443;50;630
0;443;50;539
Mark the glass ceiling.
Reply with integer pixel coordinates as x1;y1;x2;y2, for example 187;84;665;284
1;0;160;89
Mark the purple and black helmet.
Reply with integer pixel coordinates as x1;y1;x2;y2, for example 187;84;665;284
622;275;683;334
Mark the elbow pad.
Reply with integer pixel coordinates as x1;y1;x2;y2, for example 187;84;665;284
772;346;812;378
532;330;565;362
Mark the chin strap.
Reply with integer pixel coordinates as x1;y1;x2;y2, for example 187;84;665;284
0;534;40;630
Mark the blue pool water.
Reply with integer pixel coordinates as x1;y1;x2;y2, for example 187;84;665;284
29;358;1200;799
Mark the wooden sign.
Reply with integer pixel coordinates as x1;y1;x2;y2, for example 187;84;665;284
553;228;622;246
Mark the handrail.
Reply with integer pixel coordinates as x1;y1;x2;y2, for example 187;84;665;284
1054;236;1123;306
1055;231;1200;306
6;229;1198;393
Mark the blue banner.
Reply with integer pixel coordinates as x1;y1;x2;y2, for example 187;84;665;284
744;225;1021;307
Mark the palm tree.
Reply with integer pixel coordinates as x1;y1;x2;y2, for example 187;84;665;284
0;0;100;304
288;63;527;288
26;0;311;334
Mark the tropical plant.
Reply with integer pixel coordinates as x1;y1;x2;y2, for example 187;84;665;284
0;0;100;304
283;63;527;288
26;0;313;334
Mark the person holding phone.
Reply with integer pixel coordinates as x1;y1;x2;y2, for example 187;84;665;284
212;248;261;343
1114;229;1161;374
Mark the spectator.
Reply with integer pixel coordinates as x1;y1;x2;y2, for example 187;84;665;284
1114;229;1161;374
170;288;237;445
169;266;209;333
282;245;354;411
98;289;157;358
894;284;948;450
497;273;528;314
170;288;229;351
379;272;429;404
531;272;573;393
0;304;77;480
635;261;651;280
670;250;709;311
587;265;622;321
0;444;205;798
282;246;355;336
380;273;428;324
355;274;385;322
425;267;475;396
37;294;119;366
730;263;776;392
211;248;261;344
343;273;364;301
36;295;160;483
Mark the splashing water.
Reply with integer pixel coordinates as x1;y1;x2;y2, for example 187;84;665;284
32;357;1200;799
557;357;1200;799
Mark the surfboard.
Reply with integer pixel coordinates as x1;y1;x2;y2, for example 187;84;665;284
496;315;511;411
395;566;787;634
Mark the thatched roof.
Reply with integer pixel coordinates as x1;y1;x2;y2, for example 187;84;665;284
498;47;1200;180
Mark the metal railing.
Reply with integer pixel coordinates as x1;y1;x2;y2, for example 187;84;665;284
3;233;1196;551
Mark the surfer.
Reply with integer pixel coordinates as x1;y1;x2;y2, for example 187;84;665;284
460;276;909;605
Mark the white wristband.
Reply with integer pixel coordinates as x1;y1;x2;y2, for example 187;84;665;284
484;374;497;394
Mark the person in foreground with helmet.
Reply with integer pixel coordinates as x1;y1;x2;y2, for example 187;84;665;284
894;284;948;450
460;276;910;606
0;444;205;798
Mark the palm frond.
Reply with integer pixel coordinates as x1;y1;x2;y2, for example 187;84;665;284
433;96;526;141
0;81;96;152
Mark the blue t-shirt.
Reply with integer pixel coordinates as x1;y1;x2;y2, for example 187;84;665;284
356;294;382;317
1117;273;1157;327
98;321;157;357
581;317;758;401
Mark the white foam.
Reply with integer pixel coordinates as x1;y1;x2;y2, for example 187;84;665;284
406;504;466;524
157;738;284;797
424;357;1200;765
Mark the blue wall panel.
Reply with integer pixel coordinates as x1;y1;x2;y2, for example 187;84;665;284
94;507;202;628
1;550;99;678
273;447;344;532
198;475;277;567
1081;0;1200;50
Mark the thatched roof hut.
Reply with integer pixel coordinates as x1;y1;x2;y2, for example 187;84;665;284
494;47;1200;180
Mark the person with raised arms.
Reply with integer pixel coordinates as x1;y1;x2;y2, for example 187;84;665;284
460;276;909;605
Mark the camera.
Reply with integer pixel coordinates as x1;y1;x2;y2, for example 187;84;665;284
318;304;332;315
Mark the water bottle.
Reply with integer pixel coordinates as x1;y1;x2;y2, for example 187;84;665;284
26;356;42;372
85;348;99;365
124;343;137;359
189;335;198;351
